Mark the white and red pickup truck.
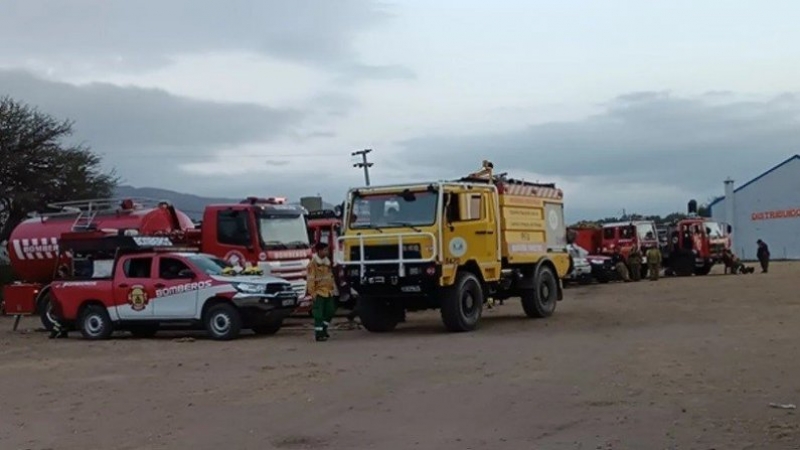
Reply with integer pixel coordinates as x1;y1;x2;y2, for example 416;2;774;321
49;250;298;340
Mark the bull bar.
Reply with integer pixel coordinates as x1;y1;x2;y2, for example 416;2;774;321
336;232;439;279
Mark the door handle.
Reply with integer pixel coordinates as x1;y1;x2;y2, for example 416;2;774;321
118;283;129;288
475;230;494;235
155;283;166;288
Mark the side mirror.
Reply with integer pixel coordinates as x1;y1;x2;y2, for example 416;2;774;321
178;269;196;279
727;225;732;234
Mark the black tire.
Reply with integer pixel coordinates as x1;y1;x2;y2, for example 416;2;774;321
694;263;713;276
440;271;484;332
38;292;55;331
521;265;558;318
252;316;284;335
358;295;400;332
204;303;242;341
640;265;649;280
79;305;114;340
128;324;159;339
673;254;695;277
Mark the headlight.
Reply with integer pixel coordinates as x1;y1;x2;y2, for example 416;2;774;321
233;282;264;294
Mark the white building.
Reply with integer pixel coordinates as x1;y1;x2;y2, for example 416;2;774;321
709;154;800;260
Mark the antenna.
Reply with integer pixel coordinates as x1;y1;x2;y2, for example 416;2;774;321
352;149;373;186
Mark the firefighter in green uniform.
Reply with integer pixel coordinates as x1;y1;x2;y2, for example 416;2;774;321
646;246;662;281
628;245;642;282
307;242;337;342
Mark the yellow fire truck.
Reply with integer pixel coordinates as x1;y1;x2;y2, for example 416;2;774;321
337;160;571;332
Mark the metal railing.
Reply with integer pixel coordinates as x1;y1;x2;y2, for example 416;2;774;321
336;232;438;278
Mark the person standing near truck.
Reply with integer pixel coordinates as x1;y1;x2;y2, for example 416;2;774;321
646;246;662;281
611;247;630;282
307;242;337;341
628;245;642;282
756;239;771;273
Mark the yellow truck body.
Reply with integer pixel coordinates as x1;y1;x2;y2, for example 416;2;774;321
338;161;570;332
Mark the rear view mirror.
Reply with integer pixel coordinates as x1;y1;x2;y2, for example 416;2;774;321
727;224;733;234
401;189;416;202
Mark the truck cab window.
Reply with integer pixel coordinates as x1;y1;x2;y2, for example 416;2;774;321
159;257;191;279
445;193;481;222
217;210;252;246
603;228;615;240
123;257;153;278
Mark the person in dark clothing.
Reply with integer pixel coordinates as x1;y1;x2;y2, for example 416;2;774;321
756;239;770;273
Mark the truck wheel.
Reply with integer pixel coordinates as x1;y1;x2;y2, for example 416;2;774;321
521;265;558;318
38;293;55;331
252;316;283;335
440;271;484;332
79;305;114;340
204;303;242;341
128;325;159;338
694;263;713;276
358;296;400;332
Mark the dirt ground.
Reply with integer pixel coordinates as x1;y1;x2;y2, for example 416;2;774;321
1;263;799;450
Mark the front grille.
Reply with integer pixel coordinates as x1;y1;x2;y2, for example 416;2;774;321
349;245;422;261
265;283;293;295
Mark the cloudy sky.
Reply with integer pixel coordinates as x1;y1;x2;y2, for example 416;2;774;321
2;0;800;221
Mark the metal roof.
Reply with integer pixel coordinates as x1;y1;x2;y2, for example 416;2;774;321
708;154;800;212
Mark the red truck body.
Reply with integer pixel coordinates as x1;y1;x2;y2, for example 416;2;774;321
662;217;731;276
3;197;311;329
47;234;298;340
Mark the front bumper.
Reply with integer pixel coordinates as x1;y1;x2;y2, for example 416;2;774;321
232;291;299;312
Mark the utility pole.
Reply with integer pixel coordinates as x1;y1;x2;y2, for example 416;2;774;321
352;148;373;186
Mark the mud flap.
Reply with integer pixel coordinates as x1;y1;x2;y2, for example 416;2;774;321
557;278;564;301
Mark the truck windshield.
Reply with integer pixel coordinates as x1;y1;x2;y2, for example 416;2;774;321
636;223;657;241
350;191;438;229
704;221;724;238
184;254;229;276
258;214;310;249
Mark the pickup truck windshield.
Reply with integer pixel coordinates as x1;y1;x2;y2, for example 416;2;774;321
350;191;438;229
258;214;309;249
184;254;230;276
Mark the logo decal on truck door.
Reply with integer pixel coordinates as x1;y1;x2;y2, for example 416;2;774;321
448;237;467;257
128;285;149;311
548;209;560;230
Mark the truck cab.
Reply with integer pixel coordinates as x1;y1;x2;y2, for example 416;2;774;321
338;161;571;333
199;197;311;304
48;233;298;340
663;218;732;276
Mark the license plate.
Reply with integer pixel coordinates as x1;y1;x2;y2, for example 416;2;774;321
368;276;385;284
282;299;295;307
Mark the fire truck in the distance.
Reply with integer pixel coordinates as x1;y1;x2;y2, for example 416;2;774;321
568;220;659;280
302;206;357;315
660;200;732;276
4;196;310;330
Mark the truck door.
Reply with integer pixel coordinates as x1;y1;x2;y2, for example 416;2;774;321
152;256;200;319
443;188;500;278
214;208;258;268
114;256;156;319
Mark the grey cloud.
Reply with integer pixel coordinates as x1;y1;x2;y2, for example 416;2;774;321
0;0;411;80
0;70;303;154
398;91;800;219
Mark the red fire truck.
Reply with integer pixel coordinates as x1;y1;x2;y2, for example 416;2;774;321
4;197;310;330
569;220;659;279
661;201;732;276
47;232;298;340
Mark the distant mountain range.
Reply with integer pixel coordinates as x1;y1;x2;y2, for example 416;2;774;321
114;185;333;220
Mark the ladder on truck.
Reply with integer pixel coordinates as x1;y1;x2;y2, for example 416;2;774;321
43;197;167;231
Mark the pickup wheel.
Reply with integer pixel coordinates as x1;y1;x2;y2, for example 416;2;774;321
440;271;484;332
252;316;284;335
358;296;400;332
79;305;114;340
38;293;55;331
204;303;242;341
521;265;558;318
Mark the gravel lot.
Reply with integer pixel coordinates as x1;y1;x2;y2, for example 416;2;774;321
1;262;799;449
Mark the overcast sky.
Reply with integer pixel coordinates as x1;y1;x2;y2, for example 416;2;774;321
2;0;800;221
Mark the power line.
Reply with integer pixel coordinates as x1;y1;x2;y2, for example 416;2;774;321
351;148;373;186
